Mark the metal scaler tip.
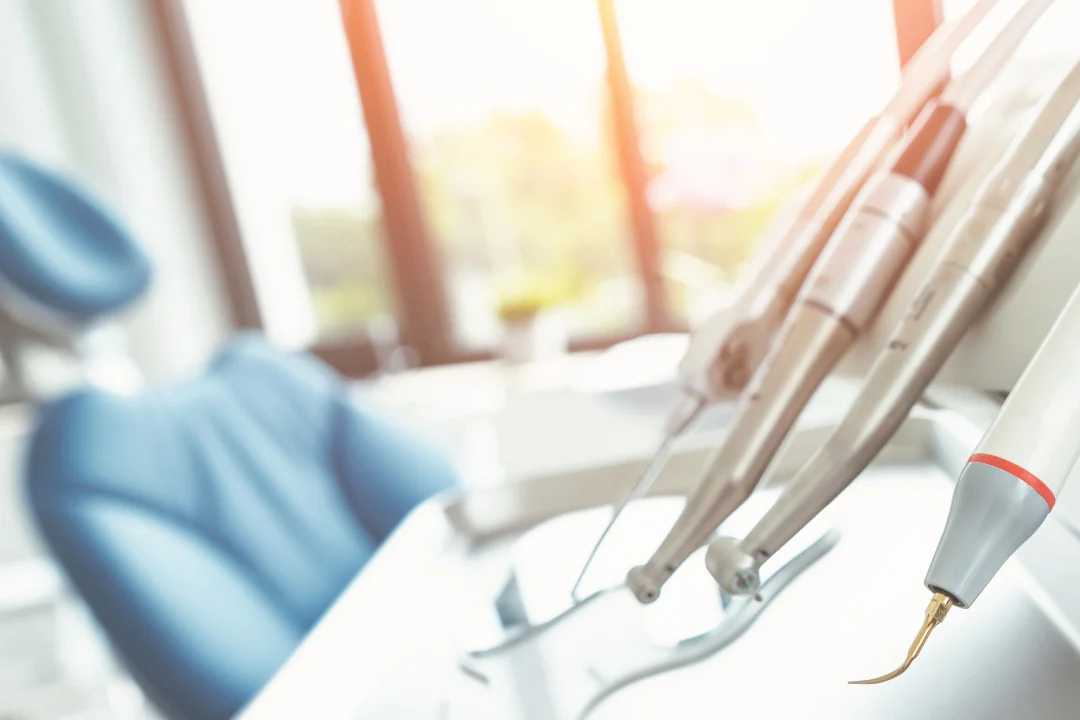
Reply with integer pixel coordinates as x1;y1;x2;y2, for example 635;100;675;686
570;395;705;602
850;592;954;685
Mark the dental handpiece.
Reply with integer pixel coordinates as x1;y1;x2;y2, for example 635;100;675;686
624;0;1052;605
707;56;1080;600
677;0;1001;406
570;0;1001;600
852;263;1080;685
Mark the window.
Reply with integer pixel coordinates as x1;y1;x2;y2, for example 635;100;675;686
182;0;396;345
374;0;642;348
615;0;901;323
166;0;936;375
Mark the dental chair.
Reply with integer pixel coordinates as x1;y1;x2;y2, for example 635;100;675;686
0;155;151;404
0;153;459;719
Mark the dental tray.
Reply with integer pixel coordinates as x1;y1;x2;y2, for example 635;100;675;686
242;397;1080;719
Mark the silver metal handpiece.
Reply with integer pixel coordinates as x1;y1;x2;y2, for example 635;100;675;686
580;119;901;598
708;58;1080;598
627;173;932;603
677;118;899;403
677;0;1000;405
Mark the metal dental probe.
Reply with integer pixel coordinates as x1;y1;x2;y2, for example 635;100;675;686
569;395;704;601
854;252;1080;683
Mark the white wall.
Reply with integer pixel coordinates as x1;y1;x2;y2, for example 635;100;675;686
0;0;233;382
0;1;70;165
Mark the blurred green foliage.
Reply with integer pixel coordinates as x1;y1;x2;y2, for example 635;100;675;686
494;273;577;322
291;207;392;330
291;80;823;333
416;109;629;294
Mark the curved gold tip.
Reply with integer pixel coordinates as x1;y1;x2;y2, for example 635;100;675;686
849;659;914;684
849;592;954;685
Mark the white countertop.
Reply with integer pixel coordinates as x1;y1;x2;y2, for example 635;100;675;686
242;364;1080;719
354;348;858;486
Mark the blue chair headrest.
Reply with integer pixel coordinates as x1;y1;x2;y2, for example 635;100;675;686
0;153;152;320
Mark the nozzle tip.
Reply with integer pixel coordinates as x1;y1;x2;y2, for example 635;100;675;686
850;592;954;685
705;536;759;595
626;565;662;604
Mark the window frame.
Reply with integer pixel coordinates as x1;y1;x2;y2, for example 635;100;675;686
151;0;942;377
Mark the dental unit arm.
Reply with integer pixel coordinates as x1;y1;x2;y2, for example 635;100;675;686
852;267;1080;684
570;0;1003;599
707;56;1080;600
623;0;1053;606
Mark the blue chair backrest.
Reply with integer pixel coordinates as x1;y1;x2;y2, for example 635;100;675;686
0;154;459;718
27;336;458;719
0;153;151;319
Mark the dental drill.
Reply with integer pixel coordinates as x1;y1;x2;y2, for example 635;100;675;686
707;56;1080;601
570;0;1002;600
625;0;1054;605
851;266;1080;684
676;0;1002;404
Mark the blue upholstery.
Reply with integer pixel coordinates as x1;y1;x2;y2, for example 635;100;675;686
27;335;458;719
0;153;151;319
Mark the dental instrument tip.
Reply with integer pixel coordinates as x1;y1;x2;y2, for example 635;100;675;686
570;396;706;603
849;591;953;685
626;565;663;604
570;447;670;602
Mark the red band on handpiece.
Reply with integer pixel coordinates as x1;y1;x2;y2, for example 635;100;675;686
969;453;1056;510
